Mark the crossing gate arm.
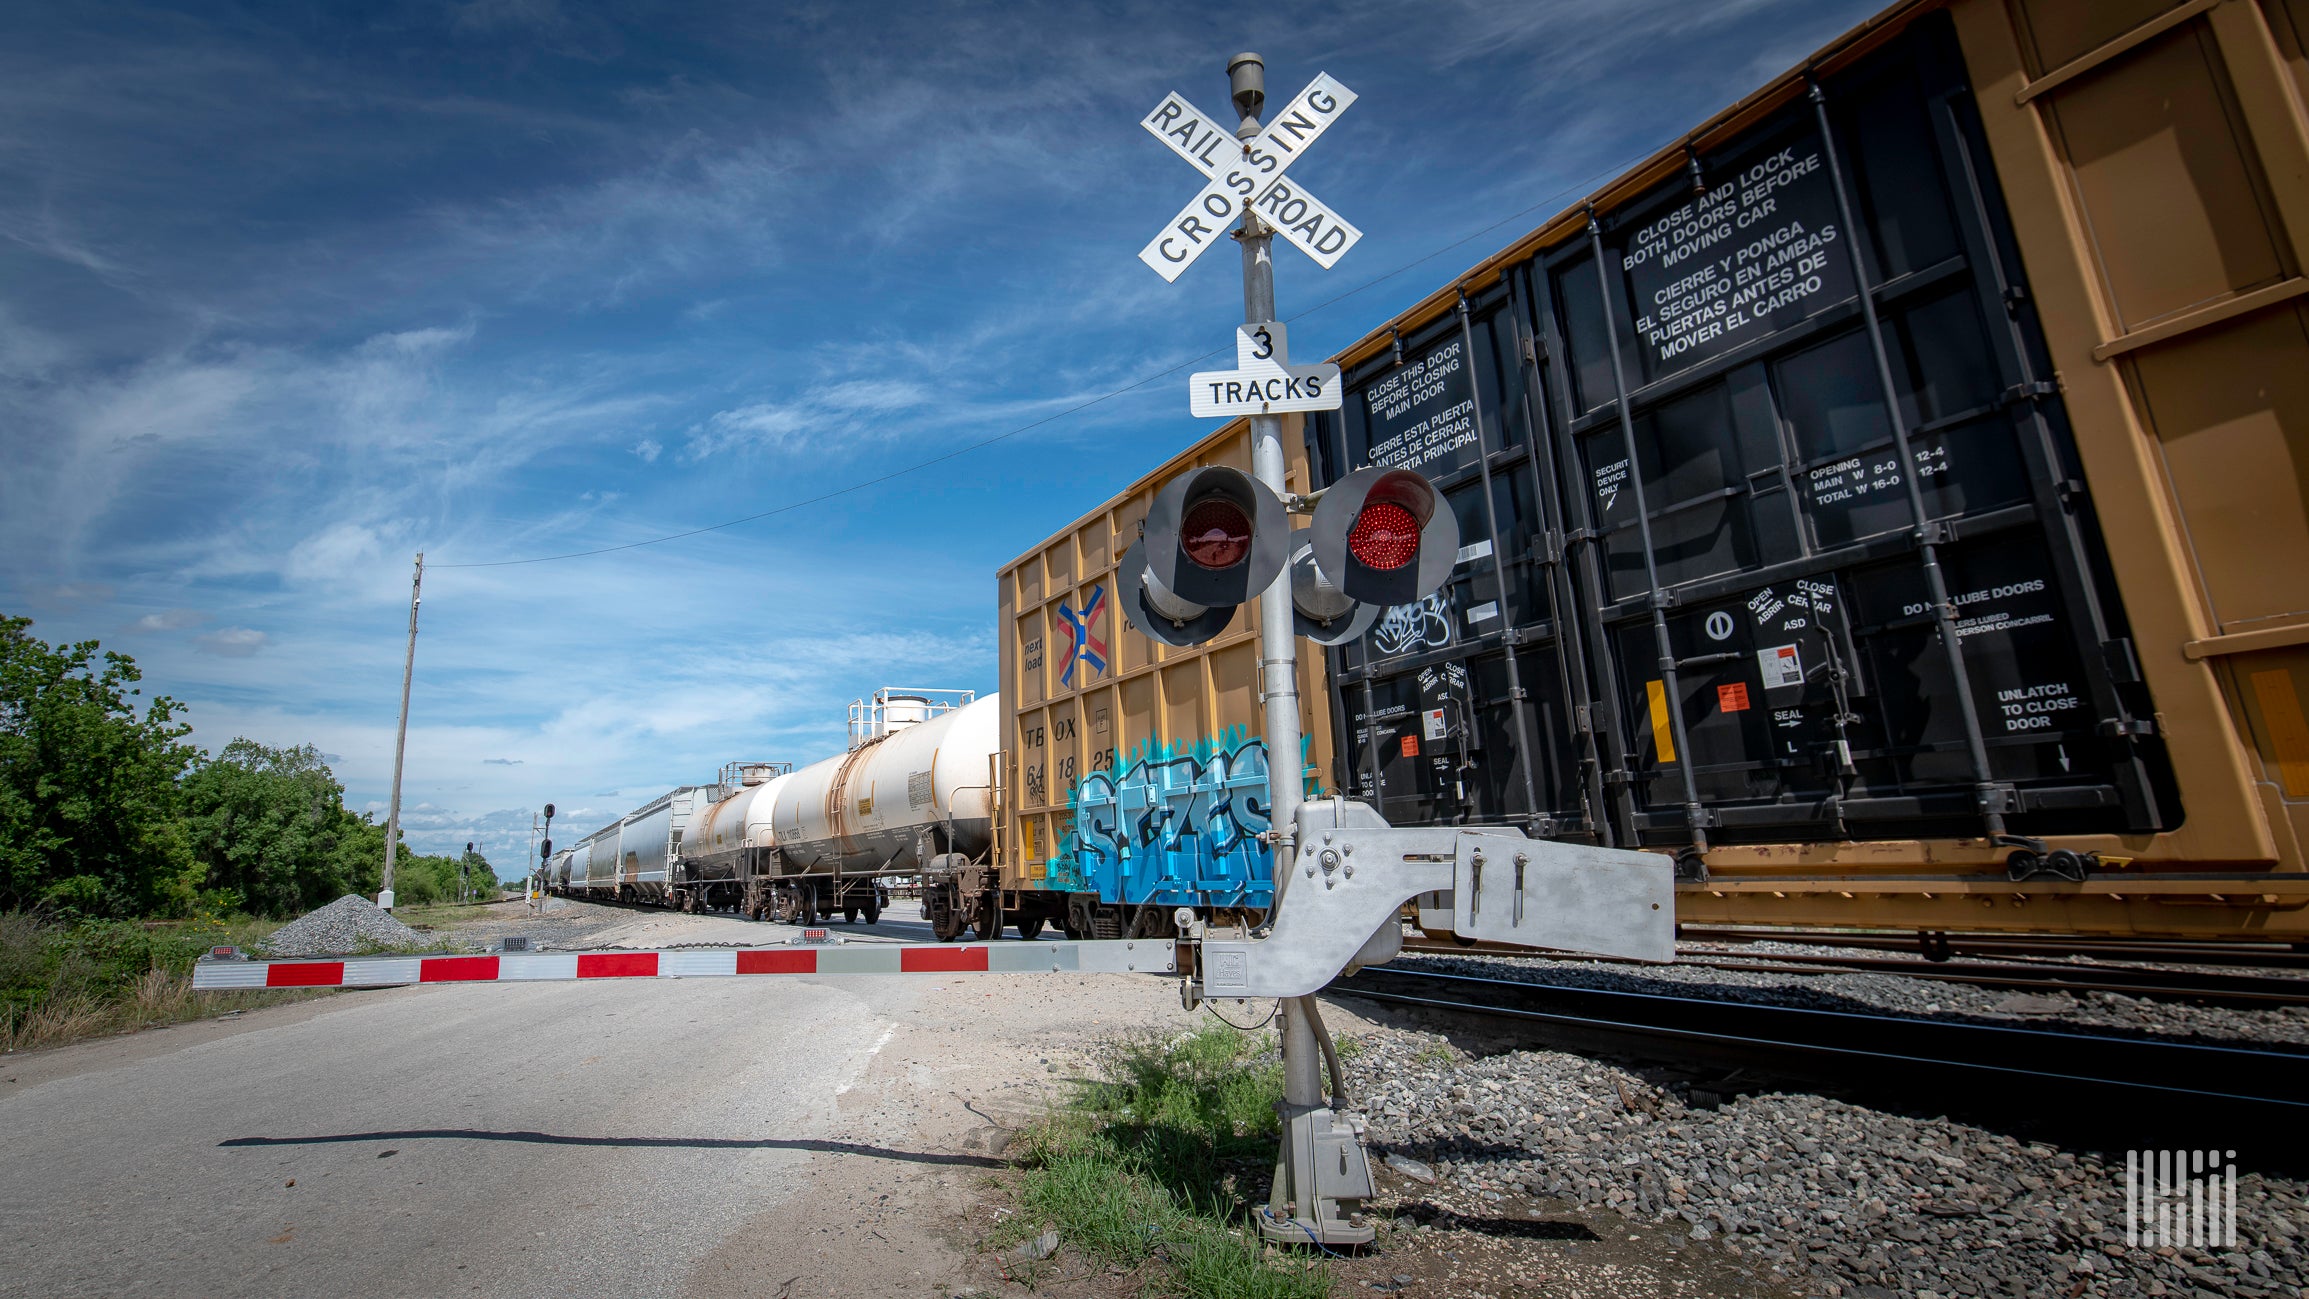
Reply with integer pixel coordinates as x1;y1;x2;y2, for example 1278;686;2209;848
192;940;1180;991
194;800;1673;997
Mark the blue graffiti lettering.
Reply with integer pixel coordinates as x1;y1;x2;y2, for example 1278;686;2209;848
1054;729;1311;909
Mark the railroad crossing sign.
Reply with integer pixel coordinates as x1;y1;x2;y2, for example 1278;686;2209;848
1189;321;1342;418
1137;72;1363;282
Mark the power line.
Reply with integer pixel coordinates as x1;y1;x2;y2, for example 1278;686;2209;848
431;153;1645;571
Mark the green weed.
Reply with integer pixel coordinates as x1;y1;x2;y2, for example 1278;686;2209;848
1003;1022;1330;1299
0;910;315;1052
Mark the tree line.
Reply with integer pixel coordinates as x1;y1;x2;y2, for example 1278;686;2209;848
0;615;496;918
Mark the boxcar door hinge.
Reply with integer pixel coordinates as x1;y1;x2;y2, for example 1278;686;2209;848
1521;336;1541;366
1574;704;1597;735
1538;530;1564;565
2002;380;2058;406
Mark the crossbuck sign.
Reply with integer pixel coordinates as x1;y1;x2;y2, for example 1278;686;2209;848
1136;72;1363;282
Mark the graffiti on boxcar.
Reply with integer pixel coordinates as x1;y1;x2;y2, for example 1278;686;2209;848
1046;728;1314;904
1371;593;1453;657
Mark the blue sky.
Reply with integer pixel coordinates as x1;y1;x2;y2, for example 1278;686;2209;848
0;0;1884;866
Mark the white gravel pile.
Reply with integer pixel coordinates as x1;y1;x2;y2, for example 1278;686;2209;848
261;894;423;957
1344;1028;2308;1298
1399;950;2309;1049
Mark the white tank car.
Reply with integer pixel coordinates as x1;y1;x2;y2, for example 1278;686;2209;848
770;692;1000;874
685;772;796;863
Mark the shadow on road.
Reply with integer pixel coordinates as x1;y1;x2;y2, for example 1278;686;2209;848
219;1129;1003;1167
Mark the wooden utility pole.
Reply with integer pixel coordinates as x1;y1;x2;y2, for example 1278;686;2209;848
381;552;422;910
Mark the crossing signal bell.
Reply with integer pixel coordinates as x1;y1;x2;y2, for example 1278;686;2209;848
1121;463;1457;649
1120;466;1290;648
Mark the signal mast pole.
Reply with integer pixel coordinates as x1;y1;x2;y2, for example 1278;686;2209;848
381;551;422;910
1225;52;1332;1236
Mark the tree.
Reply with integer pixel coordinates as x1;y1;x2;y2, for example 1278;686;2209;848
0;617;200;916
180;740;361;916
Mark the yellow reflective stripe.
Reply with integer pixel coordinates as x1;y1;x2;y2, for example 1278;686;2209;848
2249;668;2309;798
1647;679;1677;765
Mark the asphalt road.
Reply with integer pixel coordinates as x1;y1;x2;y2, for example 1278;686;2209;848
0;973;923;1297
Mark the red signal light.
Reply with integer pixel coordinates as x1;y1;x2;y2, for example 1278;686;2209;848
1347;501;1420;571
1180;497;1254;570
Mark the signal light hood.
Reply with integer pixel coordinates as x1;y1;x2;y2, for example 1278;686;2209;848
1139;465;1289;609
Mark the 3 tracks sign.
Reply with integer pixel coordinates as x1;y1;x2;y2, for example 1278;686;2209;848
1188;321;1342;418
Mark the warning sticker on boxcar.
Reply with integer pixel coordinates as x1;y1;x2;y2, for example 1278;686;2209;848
1621;144;1853;378
1758;643;1804;688
1718;682;1751;712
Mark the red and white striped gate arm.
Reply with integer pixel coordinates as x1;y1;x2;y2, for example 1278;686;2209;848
191;940;1180;991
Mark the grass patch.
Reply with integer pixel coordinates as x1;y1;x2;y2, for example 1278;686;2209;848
1;910;318;1053
1002;1022;1331;1299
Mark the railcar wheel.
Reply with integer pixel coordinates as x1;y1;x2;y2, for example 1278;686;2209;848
863;899;882;925
1014;915;1045;940
972;894;1003;942
843;907;858;925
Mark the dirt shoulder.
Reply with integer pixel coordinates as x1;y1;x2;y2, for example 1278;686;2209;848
684;957;1205;1298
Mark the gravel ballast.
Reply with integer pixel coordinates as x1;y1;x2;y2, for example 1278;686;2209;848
1340;1025;2308;1298
260;895;423;957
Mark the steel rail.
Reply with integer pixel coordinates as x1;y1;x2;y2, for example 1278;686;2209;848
1330;967;2309;1120
1395;941;2309;1008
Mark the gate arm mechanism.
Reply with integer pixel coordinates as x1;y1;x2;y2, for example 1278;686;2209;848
1193;798;1674;1001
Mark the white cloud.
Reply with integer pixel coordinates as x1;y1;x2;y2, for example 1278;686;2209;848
630;437;661;462
194;626;267;656
131;608;205;631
